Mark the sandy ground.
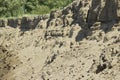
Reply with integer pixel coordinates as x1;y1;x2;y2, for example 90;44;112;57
0;21;120;80
0;0;120;79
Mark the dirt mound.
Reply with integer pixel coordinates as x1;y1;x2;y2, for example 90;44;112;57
0;0;120;80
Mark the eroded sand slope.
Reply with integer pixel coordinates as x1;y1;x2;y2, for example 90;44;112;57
0;0;120;80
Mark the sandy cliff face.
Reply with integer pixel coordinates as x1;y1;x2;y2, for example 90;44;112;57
0;0;120;80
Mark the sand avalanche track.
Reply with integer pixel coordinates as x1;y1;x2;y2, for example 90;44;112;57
0;0;120;80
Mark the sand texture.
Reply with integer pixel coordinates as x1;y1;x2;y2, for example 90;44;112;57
0;0;120;80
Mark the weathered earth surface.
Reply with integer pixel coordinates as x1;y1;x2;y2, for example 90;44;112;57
0;0;120;80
